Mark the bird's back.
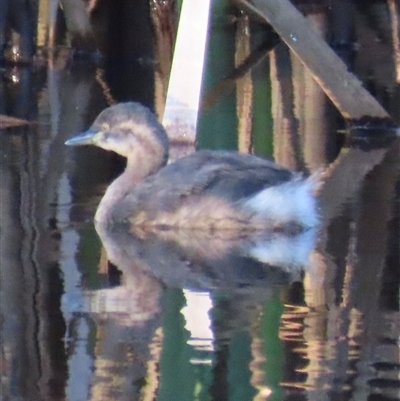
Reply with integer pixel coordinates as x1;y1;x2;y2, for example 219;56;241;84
108;150;317;232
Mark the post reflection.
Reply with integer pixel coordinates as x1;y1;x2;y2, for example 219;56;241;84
87;220;317;400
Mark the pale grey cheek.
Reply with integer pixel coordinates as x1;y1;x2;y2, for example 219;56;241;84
100;138;118;151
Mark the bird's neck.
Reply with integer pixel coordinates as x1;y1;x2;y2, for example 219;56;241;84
95;151;167;223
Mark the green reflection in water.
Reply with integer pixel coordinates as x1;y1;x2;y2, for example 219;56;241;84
197;0;237;151
228;331;257;401
261;290;284;401
177;0;184;14
196;0;274;155
158;288;213;401
76;225;105;289
252;60;273;158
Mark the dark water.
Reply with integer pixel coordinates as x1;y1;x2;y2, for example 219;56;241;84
1;1;400;401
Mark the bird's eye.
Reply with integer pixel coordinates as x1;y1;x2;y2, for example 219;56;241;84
101;123;110;132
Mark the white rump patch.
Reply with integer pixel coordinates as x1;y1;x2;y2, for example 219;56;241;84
243;173;319;228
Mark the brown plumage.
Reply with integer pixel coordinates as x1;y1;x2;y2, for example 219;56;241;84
65;102;319;232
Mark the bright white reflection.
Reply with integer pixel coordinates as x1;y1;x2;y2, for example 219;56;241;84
181;289;214;364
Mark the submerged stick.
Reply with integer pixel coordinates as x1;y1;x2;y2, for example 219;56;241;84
242;0;390;120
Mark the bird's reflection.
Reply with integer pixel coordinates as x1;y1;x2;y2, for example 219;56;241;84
79;223;318;399
83;223;318;327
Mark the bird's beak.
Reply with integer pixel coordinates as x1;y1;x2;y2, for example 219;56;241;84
65;129;100;146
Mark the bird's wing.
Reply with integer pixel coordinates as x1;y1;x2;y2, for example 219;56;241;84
115;150;296;220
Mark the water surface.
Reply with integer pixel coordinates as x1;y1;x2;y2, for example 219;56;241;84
1;2;399;400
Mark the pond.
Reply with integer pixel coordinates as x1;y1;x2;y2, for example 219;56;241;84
1;1;399;400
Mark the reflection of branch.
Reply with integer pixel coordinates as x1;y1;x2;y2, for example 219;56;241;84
232;36;280;80
270;44;304;171
236;15;253;154
303;141;399;398
201;38;279;111
319;144;394;222
239;0;390;119
150;0;177;115
95;68;116;106
142;328;163;401
388;0;400;83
